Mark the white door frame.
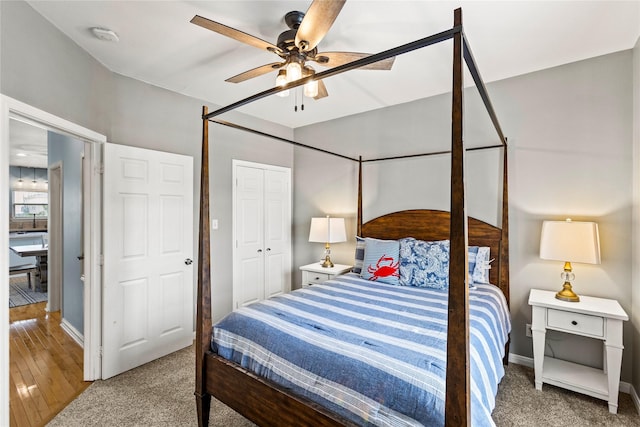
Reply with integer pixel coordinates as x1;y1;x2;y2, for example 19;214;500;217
0;95;105;427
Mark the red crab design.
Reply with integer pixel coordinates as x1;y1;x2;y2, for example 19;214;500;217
367;255;400;281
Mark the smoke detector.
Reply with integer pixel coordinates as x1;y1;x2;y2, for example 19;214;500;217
91;27;119;42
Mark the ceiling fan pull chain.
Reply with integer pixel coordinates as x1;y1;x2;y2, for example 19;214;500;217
301;87;305;111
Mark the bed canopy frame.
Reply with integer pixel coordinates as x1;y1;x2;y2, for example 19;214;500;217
196;8;508;427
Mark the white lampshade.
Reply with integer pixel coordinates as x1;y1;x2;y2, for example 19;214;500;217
309;217;346;244
540;219;601;264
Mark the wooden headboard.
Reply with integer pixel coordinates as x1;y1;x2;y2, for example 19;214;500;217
361;209;508;300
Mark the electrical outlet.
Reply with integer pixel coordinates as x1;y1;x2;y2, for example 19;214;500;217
526;323;532;338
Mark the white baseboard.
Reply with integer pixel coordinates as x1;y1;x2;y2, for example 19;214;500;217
630;384;640;415
508;353;640;415
60;318;84;348
508;353;533;368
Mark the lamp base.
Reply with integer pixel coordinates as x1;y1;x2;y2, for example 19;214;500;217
555;282;580;302
321;255;334;268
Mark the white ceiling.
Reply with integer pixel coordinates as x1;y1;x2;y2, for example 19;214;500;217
9;119;48;169
23;0;640;131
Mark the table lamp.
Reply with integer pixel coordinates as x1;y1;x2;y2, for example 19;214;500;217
309;216;347;268
539;218;601;302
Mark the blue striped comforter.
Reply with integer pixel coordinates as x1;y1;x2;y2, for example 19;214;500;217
212;273;511;426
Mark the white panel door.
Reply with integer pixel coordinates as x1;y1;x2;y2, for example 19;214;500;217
233;161;291;309
103;143;193;379
264;169;291;298
234;165;265;308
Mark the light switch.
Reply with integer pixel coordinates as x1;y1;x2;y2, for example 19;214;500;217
211;219;219;230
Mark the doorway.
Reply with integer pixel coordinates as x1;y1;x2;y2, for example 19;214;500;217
1;95;106;426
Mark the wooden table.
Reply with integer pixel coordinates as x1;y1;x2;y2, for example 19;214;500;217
10;244;48;292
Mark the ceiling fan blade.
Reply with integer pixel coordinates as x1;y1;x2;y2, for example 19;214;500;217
314;80;329;100
295;0;346;52
191;15;282;54
313;52;396;70
225;62;285;83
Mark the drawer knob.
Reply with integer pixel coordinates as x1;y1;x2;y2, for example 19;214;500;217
571;320;578;326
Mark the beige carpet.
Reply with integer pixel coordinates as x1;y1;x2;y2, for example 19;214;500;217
48;345;640;426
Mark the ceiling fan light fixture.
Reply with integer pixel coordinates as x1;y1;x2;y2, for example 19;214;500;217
275;69;289;97
286;57;303;82
304;80;318;98
303;65;318;98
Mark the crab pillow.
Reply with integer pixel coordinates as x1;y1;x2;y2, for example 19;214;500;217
360;238;400;285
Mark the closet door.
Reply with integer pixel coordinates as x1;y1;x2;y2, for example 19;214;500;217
233;161;291;310
235;165;266;307
264;169;291;299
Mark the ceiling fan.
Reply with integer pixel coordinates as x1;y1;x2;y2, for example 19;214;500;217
190;0;395;100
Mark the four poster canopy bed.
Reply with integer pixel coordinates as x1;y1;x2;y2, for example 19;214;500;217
195;7;510;427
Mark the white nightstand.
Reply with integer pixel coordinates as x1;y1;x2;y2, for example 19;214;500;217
528;289;628;414
299;262;352;288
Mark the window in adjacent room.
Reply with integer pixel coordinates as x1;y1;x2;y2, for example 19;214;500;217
12;190;48;219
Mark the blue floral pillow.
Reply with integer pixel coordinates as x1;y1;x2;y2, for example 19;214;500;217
352;236;366;274
399;238;450;289
360;238;400;285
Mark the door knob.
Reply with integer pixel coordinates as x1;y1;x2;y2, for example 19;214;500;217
185;258;193;265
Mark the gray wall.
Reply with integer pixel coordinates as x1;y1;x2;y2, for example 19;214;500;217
0;1;111;136
294;50;635;382
48;132;84;332
632;36;640;397
1;0;294;325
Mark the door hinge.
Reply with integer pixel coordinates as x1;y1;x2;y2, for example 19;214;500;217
99;255;104;266
99;346;103;358
95;164;104;174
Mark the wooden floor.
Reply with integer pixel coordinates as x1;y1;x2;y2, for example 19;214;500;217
9;302;91;427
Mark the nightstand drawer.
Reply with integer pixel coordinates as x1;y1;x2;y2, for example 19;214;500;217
547;309;604;338
307;272;330;284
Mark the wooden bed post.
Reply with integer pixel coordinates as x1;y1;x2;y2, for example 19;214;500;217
500;139;509;302
445;8;471;427
195;106;212;427
357;156;363;236
500;139;511;364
